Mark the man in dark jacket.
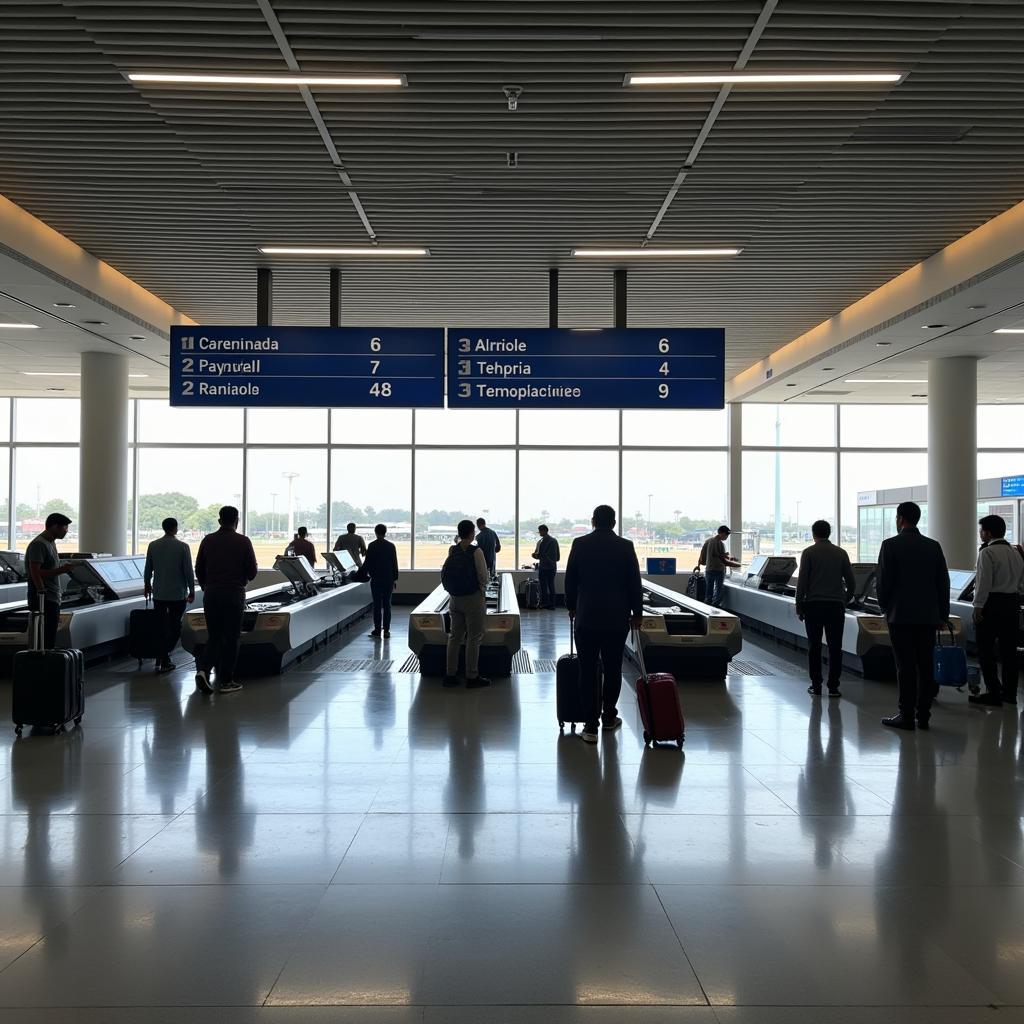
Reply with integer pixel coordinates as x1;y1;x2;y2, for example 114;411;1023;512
564;504;644;744
364;523;400;639
194;505;258;695
531;524;561;609
875;501;950;730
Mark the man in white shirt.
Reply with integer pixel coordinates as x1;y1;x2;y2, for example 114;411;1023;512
970;514;1024;707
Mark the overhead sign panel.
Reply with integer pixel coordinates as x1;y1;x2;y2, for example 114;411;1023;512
445;327;724;409
169;326;444;408
1002;476;1024;497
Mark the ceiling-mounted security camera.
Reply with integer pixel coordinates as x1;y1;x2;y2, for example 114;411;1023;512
503;85;522;111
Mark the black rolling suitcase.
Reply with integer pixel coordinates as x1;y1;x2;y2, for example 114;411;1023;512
520;577;541;610
12;597;84;736
129;598;165;667
556;631;586;731
686;568;707;603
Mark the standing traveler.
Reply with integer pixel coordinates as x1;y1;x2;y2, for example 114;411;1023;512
970;514;1024;707
475;518;501;580
532;524;561;609
193;506;258;695
441;519;491;689
795;519;856;698
25;512;76;650
333;522;367;566
876;501;950;730
564;505;644;744
287;526;318;567
143;516;196;673
698;525;741;607
364;523;400;640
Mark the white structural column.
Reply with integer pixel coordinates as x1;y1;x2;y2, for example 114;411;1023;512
927;356;978;569
727;402;743;560
79;351;130;555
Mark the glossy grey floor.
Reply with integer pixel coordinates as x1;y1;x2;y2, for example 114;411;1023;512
2;610;1024;1023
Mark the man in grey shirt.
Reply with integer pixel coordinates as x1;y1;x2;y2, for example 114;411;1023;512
25;512;76;649
795;519;856;697
144;516;196;673
441;519;491;689
698;525;741;607
333;522;367;566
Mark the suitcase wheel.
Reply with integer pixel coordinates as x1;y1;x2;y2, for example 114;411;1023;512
968;683;981;695
14;724;22;736
138;659;143;669
74;716;83;727
677;736;684;749
558;720;564;730
642;730;651;745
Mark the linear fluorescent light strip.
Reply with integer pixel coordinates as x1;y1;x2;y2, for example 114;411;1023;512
995;328;1024;334
22;372;148;378
0;323;40;329
572;248;741;258
128;73;406;87
625;72;904;86
259;246;428;256
844;378;927;384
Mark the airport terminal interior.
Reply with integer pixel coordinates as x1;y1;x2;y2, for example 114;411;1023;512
2;1;1024;1020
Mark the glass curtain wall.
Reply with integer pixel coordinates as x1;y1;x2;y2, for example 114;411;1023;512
5;398;1022;567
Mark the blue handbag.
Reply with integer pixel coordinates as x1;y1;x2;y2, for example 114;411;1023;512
933;624;968;690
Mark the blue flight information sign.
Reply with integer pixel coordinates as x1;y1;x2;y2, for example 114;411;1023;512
1002;476;1024;497
445;327;725;409
169;326;444;408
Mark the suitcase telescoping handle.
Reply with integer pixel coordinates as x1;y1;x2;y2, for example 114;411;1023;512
632;626;648;684
31;593;45;653
936;621;957;646
632;626;657;739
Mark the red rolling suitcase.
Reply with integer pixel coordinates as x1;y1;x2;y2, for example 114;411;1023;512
633;629;684;748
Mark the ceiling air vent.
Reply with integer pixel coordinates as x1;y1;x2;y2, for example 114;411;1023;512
811;390;853;396
850;124;973;144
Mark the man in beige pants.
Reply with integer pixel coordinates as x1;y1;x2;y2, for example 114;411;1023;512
441;518;492;689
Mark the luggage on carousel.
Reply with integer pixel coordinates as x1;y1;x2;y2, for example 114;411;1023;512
13;597;84;736
633;629;684;748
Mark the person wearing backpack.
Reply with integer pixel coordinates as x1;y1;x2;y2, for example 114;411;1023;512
441;519;491;689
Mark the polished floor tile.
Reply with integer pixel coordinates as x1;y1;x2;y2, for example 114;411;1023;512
1;609;1021;1012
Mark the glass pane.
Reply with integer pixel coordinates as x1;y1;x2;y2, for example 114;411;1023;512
622;409;727;447
414;450;515;569
15;398;81;442
332;408;411;445
978;406;1024;449
743;404;835;447
136;448;244;560
330;449;411;568
0;398;10;442
743;451;837;558
137;400;244;444
416;409;515;446
519;410;619;446
840;405;926;448
14;447;79;551
622;451;727;565
979;452;1024;480
246;449;328;567
840;452;928;560
0;448;9;546
246;408;328;445
518;450;619;553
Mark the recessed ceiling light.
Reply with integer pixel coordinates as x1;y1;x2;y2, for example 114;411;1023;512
994;328;1024;334
0;322;39;329
46;387;66;392
81;320;108;326
821;367;835;371
571;247;741;258
844;378;928;384
259;246;428;256
785;383;797;387
911;393;928;398
130;335;146;341
876;341;892;347
52;302;76;309
127;72;407;87
624;71;905;87
968;305;987;310
921;324;947;329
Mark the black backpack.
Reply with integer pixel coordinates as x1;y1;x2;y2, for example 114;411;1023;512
441;544;479;597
